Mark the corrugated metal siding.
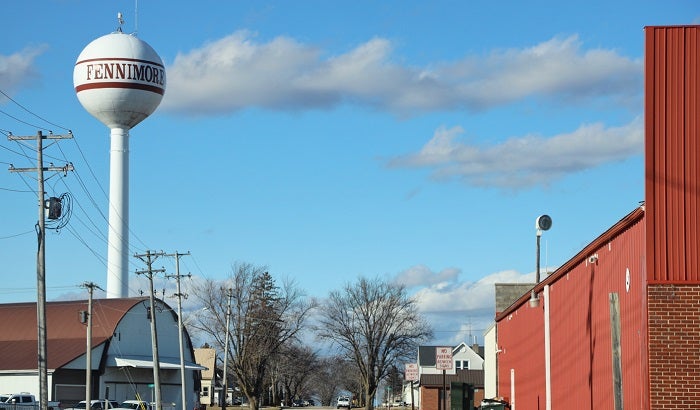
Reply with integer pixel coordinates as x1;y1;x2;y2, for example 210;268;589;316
496;303;546;409
550;218;647;409
645;26;700;283
497;215;646;409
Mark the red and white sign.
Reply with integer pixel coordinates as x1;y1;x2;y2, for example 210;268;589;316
435;346;453;370
405;363;419;381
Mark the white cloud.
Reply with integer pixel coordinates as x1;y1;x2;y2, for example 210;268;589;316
392;264;461;288
387;116;643;188
162;32;641;116
0;46;47;95
413;269;533;314
396;267;536;345
379;266;538;344
449;35;641;108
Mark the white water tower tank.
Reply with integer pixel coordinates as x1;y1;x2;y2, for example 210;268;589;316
74;32;166;298
74;32;165;128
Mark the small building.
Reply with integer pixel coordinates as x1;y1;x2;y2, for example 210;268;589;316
0;297;204;409
413;343;485;410
194;347;217;407
418;371;484;410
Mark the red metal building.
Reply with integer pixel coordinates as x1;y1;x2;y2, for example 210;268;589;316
494;25;700;410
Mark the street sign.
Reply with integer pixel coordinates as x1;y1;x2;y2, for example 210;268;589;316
435;346;453;370
405;363;419;381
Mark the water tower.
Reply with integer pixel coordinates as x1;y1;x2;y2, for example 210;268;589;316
74;30;166;298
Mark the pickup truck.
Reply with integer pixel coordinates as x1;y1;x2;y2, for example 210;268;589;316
0;393;60;410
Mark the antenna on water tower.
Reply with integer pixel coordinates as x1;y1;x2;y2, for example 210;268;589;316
73;23;166;298
134;0;139;35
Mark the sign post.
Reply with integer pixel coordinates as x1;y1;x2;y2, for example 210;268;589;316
405;363;419;381
435;347;453;410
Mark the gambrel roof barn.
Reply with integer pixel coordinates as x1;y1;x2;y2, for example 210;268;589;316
0;297;202;409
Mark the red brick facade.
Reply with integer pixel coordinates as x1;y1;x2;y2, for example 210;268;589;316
648;284;700;409
420;388;440;410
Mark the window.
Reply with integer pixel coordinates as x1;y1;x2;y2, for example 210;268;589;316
202;387;209;397
455;360;470;370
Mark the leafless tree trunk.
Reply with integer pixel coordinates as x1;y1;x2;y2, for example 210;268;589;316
278;343;319;403
188;262;315;410
310;355;346;406
316;277;433;410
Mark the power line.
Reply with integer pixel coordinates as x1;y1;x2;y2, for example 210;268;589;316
1;92;158;298
0;88;71;132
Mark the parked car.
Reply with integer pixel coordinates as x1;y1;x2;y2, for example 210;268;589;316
65;400;119;410
303;400;315;406
115;400;152;410
336;397;351;409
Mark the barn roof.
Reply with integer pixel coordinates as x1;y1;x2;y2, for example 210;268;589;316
0;297;148;371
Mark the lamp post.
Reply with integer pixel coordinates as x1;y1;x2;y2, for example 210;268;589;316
530;214;552;307
531;214;553;410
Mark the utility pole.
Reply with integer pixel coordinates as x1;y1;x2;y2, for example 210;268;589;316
165;251;191;410
8;130;73;410
221;288;233;410
80;282;103;408
135;250;166;410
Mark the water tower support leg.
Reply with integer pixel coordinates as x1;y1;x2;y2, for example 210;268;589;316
107;127;130;298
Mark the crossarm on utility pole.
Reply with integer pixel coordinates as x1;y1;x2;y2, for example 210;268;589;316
6;130;73;410
135;251;166;410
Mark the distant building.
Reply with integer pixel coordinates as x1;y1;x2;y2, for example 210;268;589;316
417;343;484;375
194;347;217;406
412;343;485;410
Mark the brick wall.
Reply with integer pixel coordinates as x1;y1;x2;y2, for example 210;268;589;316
473;389;484;407
419;388;441;410
648;284;700;409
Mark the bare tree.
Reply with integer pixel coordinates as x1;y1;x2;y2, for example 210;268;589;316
310;355;346;406
340;364;363;407
384;365;403;403
316;277;433;410
277;343;319;404
189;263;314;410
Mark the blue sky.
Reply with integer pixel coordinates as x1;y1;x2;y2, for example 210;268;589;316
1;1;697;346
